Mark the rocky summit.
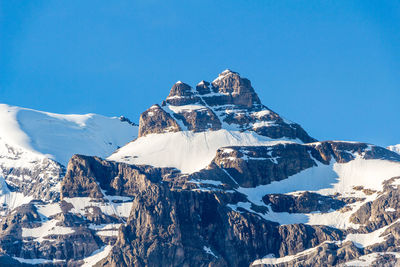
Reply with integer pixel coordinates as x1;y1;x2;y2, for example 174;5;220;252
0;70;400;267
139;70;315;144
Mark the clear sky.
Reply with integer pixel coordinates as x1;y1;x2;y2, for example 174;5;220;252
1;1;399;147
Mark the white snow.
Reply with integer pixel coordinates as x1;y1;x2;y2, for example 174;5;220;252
233;156;400;229
189;179;224;186
251;242;332;265
344;252;400;266
108;130;296;173
63;197;133;218
344;253;380;266
89;223;121;237
36;203;63;218
22;219;75;242
344;219;399;248
14;257;64;264
0;104;137;166
88;223;121;230
167;104;208;113
252;121;277;129
385;207;396;212
236;161;337;206
0;176;33;212
329;158;400;193
238;157;400;205
82;245;112;267
253;247;400;266
253;110;271;118
212;69;235;83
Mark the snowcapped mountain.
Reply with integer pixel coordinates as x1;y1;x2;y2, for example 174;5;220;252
0;104;137;166
109;70;315;173
0;71;399;267
0;104;137;207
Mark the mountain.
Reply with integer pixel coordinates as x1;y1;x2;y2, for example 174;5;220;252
109;70;315;173
0;71;400;267
0;104;137;209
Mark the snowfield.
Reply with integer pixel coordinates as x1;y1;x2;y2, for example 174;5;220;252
0;104;137;166
108;129;299;173
233;156;400;228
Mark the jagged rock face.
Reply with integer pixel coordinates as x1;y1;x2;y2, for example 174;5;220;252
277;224;344;256
62;154;180;199
210;144;317;188
0;141;64;202
190;141;398;189
66;143;376;266
138;104;181;137
207;70;261;108
310;141;400;164
251;241;363;267
64;156;342;267
61;156;276;267
172;106;222;132
349;177;400;231
263;192;346;213
0;202;100;263
136;70;316;143
196;81;211;95
166;82;203;106
3;137;400;266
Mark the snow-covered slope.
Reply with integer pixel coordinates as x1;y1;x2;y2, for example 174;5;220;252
0;104;137;165
0;104;138;202
109;130;297;173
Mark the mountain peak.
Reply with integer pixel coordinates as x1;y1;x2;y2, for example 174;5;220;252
213;69;239;80
137;70;315;144
167;81;193;98
211;70;260;107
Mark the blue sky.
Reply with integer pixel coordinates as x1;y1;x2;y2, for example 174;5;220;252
1;1;399;146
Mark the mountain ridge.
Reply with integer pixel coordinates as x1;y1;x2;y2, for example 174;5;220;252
0;70;399;266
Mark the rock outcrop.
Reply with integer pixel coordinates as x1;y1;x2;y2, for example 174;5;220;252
138;105;181;137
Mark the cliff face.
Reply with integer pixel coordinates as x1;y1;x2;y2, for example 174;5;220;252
62;152;345;267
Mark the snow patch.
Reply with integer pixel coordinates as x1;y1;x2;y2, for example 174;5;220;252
14;257;64;265
64;197;133;218
344;219;399;248
22;219;75;242
36;203;62;218
109;130;296;174
167;104;208;113
82;245;112;267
